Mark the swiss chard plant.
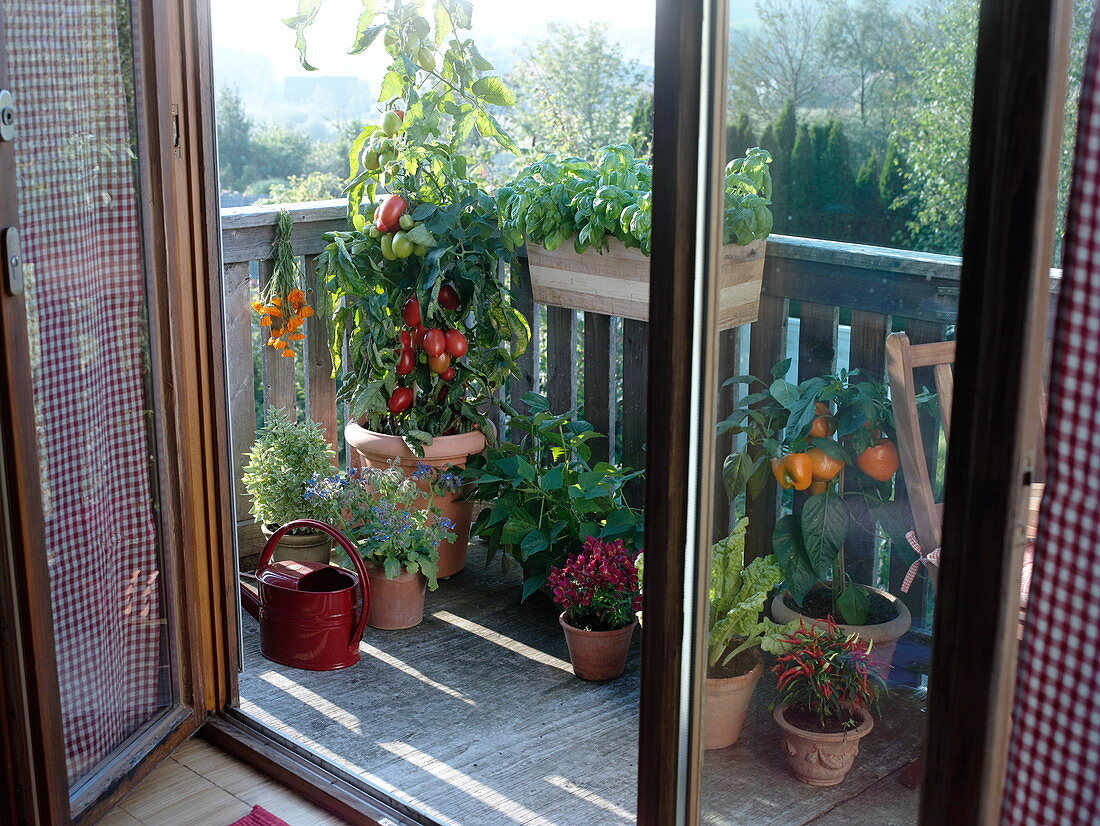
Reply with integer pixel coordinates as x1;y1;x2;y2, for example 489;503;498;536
496;145;773;255
719;359;901;625
462;392;644;600
295;0;530;452
707;518;797;672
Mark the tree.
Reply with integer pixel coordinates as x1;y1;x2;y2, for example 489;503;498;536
508;22;648;157
628;94;654;158
246;125;314;183
256;171;345;205
727;0;829;120
216;86;254;191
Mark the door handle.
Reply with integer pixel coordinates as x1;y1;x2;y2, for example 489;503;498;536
2;227;23;296
0;90;13;142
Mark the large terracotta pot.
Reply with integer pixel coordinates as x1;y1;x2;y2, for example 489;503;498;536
770;585;912;678
260;524;331;564
365;563;426;630
344;423;485;578
773;703;873;787
559;613;636;682
704;650;763;750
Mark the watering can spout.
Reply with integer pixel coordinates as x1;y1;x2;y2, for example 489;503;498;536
240;580;261;621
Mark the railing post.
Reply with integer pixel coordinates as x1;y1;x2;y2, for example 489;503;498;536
622;318;649;508
583;312;613;465
303;256;338;455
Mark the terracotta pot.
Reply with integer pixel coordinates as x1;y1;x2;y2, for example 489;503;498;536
559;613;636;682
365;563;426;630
704;650;763;750
770;585;912;678
773;703;873;786
260;524;332;564
345;422;485;578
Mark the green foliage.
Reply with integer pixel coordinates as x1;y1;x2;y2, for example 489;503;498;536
241;408;337;528
463;392;644;601
498;144;772;256
707;519;794;670
308;0;529;451
719;363;897;623
627;94;654;159
304;460;455;588
216;86;254;192
257;171;345;205
507;22;648;158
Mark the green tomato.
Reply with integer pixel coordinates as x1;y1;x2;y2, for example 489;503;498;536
391;231;414;259
412;243;428;256
367;225;381;239
363;150;380;171
380;233;397;260
416;47;436;73
378;151;396;167
398;213;415;230
410;16;430;39
381;111;402;137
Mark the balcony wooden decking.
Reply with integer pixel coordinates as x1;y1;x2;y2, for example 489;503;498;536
237;544;925;826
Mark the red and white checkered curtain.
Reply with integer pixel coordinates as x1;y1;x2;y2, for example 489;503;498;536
1002;9;1100;824
2;0;167;783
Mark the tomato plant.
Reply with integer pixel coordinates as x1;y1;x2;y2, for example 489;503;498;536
304;0;530;452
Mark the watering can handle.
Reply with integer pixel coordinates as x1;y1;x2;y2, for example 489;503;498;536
259;519;372;649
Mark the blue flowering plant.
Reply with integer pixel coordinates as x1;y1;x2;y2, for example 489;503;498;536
305;459;456;588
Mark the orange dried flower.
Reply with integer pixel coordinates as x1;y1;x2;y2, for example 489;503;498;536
260;316;273;327
298;306;315;318
271;296;283;307
281;349;295;357
265;306;283;317
288;332;306;341
273;340;287;350
288;289;305;308
251;301;264;313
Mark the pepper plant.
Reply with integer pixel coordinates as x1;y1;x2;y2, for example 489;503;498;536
719;359;901;624
462;392;644;600
297;0;529;451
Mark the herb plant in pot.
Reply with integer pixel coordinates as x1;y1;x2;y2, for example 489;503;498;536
721;361;911;675
704;519;795;750
305;1;530;579
463;392;644;600
548;537;641;682
772;619;886;786
242;409;338;564
307;460;454;630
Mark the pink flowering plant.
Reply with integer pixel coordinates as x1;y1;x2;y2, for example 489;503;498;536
547;537;642;632
772;618;886;728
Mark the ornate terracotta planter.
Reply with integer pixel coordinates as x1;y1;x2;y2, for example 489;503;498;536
364;563;426;630
704;650;763;750
770;585;912;678
260;524;331;564
773;703;873;786
559;612;636;682
344;423;485;578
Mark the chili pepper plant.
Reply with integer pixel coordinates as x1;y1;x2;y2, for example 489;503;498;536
297;0;529;452
719;358;901;624
547;536;642;633
772;618;886;729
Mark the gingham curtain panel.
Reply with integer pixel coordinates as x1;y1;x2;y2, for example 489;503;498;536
2;0;167;783
1002;8;1100;824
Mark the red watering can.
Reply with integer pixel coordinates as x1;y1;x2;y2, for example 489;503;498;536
240;519;371;671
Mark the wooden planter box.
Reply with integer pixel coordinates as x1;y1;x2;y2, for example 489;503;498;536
526;237;767;330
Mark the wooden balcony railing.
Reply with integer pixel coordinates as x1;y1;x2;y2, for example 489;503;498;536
220;198;1060;625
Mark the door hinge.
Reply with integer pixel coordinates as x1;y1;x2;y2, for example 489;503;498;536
0;90;14;142
171;103;181;157
2;227;23;296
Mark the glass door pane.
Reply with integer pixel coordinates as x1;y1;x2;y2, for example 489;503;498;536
1;0;174;788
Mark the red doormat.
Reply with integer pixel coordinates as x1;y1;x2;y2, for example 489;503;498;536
229;806;292;826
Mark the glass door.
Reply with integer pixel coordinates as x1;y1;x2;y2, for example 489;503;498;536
0;0;204;818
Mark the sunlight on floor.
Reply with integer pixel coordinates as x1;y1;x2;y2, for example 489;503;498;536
238;701;461;826
431;610;573;673
544;775;637;823
257;671;362;733
358;641;477;706
379;740;559;826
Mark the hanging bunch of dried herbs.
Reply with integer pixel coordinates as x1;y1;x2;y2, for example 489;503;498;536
252;210;315;358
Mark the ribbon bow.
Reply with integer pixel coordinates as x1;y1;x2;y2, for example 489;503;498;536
901;531;940;593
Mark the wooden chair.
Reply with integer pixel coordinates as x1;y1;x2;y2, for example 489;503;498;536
885;332;1044;595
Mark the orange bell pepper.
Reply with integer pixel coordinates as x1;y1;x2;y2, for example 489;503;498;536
807;447;844;482
772;453;813;491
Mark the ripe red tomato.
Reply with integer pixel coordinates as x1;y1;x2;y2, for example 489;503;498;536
438;284;461;311
400;330;412;350
422;328;446;358
444;329;468;357
440;366;456;381
396;348;416;376
387;386;413;414
403;297;421;327
376;194;408;233
427;352;451;374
